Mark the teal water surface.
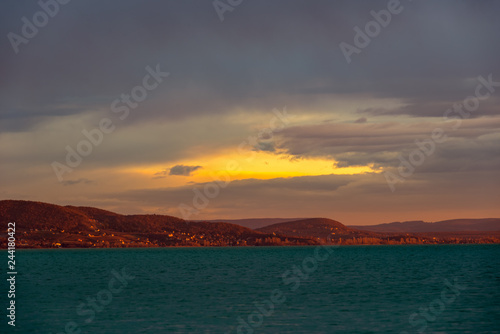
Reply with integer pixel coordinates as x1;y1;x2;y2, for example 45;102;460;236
2;244;499;333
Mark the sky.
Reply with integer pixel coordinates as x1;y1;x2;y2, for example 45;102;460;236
1;0;499;225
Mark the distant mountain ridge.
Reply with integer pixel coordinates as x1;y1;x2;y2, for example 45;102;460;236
350;218;500;233
205;216;500;233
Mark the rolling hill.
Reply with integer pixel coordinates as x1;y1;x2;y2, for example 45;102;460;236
196;218;305;229
256;217;378;241
1;200;499;248
0;200;316;248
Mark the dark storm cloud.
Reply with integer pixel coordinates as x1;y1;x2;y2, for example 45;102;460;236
168;165;202;176
253;141;275;152
152;165;203;178
2;0;500;132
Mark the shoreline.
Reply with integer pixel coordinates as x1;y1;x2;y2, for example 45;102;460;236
4;241;500;251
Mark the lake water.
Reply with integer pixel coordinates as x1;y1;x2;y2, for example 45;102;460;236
2;244;499;333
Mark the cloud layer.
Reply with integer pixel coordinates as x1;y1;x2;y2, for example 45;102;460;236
1;0;499;224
